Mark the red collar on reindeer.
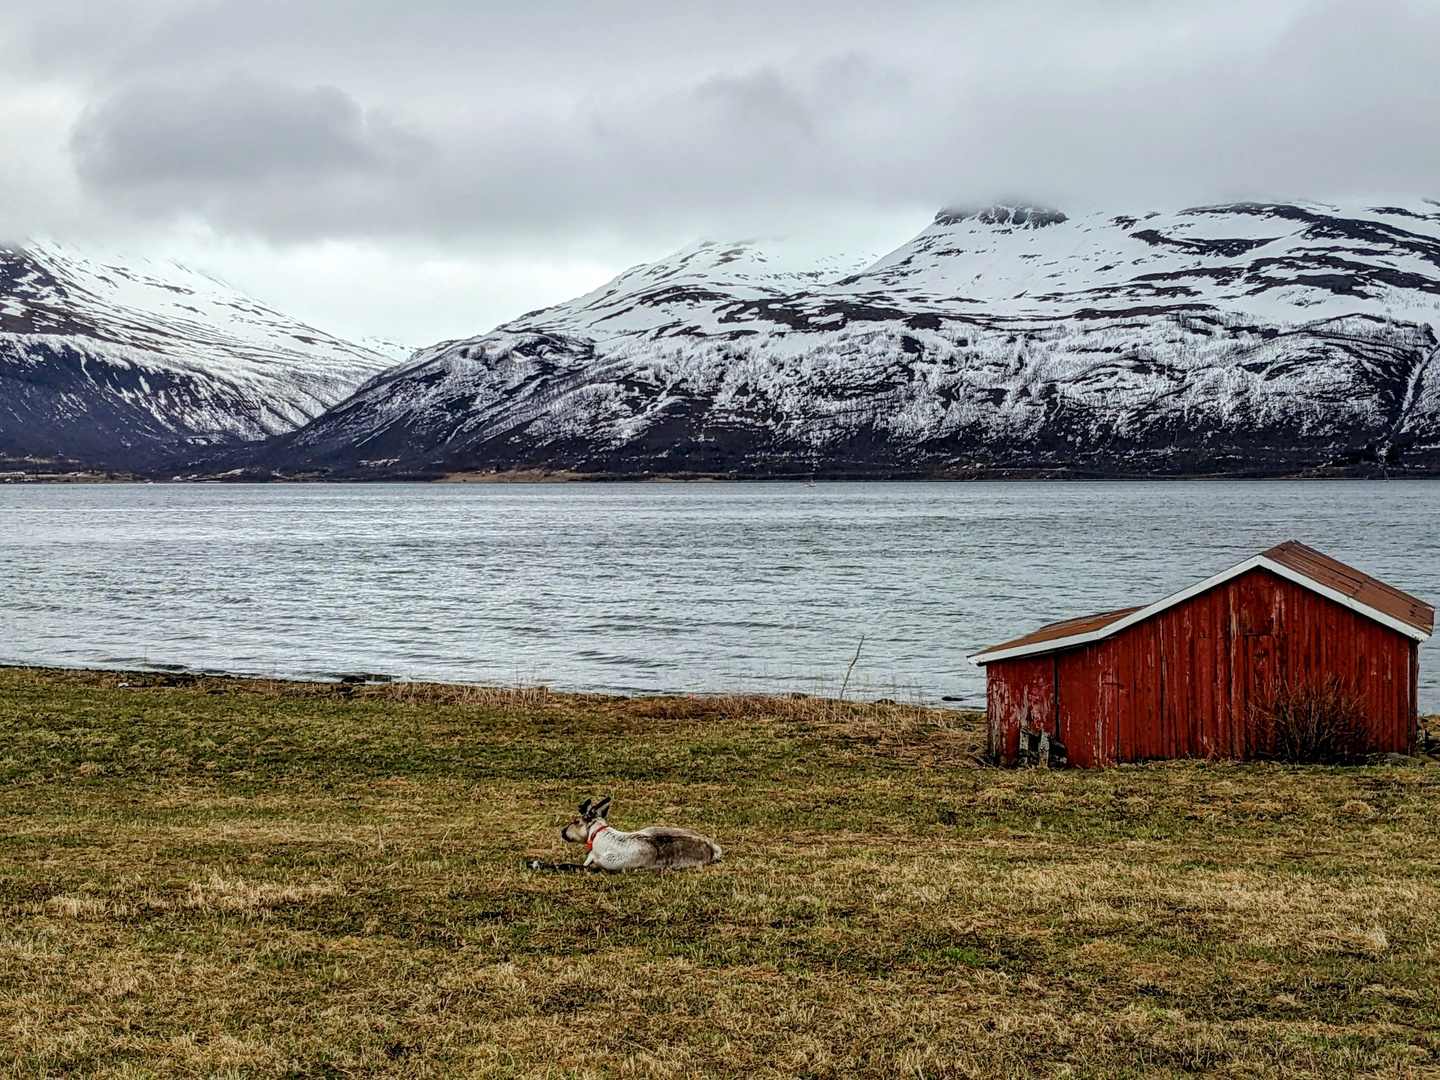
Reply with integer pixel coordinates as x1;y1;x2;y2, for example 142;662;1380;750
587;824;609;851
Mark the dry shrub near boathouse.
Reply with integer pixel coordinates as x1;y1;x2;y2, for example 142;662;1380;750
1248;676;1371;765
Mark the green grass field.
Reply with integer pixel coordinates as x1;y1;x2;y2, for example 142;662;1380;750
2;666;1438;1078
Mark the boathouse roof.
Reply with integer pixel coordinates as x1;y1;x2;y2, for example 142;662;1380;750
969;540;1434;666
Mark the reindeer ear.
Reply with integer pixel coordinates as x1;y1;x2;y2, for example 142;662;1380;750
578;799;592;815
594;796;612;817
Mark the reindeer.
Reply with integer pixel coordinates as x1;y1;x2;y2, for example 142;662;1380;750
560;797;722;872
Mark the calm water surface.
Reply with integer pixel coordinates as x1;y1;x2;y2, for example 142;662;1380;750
2;481;1437;709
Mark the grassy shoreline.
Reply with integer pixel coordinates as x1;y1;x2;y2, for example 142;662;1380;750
3;666;1439;1078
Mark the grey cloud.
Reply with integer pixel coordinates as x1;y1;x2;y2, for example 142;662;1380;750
689;68;818;142
71;75;430;225
945;0;1440;206
63;55;920;240
28;0;1440;249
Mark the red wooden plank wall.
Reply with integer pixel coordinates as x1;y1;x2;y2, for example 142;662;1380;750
1054;640;1118;769
986;654;1055;764
987;568;1417;766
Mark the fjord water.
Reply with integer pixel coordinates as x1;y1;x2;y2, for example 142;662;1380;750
2;481;1438;711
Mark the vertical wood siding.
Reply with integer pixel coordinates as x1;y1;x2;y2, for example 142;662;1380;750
986;568;1418;766
986;654;1055;764
1054;640;1119;768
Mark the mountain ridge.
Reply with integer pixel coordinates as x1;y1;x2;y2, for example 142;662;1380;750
0;241;402;473
255;200;1440;479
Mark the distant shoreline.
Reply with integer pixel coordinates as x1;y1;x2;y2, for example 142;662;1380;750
6;466;1440;484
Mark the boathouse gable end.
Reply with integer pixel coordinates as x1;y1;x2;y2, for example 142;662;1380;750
970;543;1432;767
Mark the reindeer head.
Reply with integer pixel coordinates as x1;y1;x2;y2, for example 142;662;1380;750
560;796;611;843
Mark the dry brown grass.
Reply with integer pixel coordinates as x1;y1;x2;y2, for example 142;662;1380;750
2;667;1439;1078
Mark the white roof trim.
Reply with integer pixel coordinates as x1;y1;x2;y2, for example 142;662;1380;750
968;553;1430;666
1256;556;1431;642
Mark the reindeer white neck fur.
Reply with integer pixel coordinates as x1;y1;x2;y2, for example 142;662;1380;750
561;797;722;872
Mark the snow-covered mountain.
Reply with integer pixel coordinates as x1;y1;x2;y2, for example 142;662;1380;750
264;201;1440;477
0;242;403;471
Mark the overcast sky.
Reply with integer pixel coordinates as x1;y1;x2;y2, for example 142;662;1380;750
1;0;1436;345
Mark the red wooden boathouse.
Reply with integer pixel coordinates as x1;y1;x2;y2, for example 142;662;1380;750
969;542;1434;768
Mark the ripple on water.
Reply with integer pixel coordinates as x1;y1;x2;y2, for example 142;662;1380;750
0;480;1437;709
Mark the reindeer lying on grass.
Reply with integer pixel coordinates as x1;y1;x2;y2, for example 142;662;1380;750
545;796;722;872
